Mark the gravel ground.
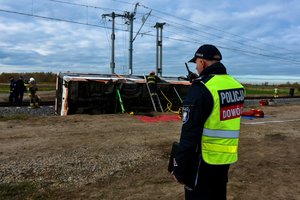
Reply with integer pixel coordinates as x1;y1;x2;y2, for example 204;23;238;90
0;145;154;187
0;106;56;117
0;98;299;117
0;113;161;188
0;103;300;199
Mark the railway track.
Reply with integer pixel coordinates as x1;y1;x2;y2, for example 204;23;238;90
0;101;55;107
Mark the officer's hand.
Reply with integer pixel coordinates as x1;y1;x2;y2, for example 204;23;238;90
187;72;198;83
172;174;179;183
171;171;179;183
171;171;181;184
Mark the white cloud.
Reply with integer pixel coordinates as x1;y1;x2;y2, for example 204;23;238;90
232;3;281;19
0;0;300;78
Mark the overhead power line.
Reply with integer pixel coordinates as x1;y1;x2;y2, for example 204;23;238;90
111;0;135;6
27;0;300;56
46;0;295;59
139;11;298;61
47;0;124;12
1;4;300;65
139;32;300;65
149;14;268;52
140;3;296;54
142;20;300;63
0;8;121;30
102;12;126;73
25;1;300;56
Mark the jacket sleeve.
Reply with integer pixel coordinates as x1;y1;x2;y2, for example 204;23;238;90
173;81;213;184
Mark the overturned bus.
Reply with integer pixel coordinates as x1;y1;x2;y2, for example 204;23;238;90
55;72;190;116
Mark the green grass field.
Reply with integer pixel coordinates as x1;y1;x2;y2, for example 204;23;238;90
245;85;299;96
0;83;55;93
0;83;299;97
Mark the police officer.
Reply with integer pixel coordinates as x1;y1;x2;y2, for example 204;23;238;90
8;76;17;104
15;76;26;103
172;44;245;200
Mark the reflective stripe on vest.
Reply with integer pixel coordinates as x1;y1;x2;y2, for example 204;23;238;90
203;128;239;138
147;76;156;84
202;74;244;165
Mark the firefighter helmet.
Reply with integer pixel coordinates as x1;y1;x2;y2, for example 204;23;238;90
29;77;35;83
150;71;155;75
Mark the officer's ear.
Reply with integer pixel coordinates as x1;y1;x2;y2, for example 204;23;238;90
201;59;208;70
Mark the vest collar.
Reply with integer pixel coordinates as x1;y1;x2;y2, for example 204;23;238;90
200;62;227;76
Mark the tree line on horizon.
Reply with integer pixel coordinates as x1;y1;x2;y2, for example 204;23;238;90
0;72;56;83
0;72;299;88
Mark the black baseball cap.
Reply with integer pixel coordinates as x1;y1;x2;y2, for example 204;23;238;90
188;44;222;63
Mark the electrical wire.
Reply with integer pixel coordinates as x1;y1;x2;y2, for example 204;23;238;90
16;0;300;59
122;17;128;74
136;30;300;64
1;2;300;65
102;18;112;49
17;0;300;57
0;8;107;29
47;0;124;12
140;3;297;54
111;0;135;6
148;14;288;57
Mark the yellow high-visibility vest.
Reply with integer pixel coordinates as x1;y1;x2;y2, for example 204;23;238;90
147;75;156;84
202;75;244;165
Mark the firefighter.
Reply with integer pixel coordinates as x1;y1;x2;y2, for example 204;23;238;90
171;44;245;199
26;77;39;108
147;71;157;95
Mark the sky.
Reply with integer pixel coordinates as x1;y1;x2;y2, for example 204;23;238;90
0;0;300;83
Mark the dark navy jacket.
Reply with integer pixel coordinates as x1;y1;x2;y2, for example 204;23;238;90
10;79;17;93
173;62;230;189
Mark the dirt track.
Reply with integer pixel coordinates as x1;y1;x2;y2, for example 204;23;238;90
0;103;300;199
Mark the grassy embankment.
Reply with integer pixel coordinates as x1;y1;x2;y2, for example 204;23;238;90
0;72;56;93
1;83;299;96
0;83;56;93
0;70;299;97
244;84;300;97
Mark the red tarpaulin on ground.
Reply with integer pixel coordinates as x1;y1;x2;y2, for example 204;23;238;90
136;115;181;122
241;109;264;118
